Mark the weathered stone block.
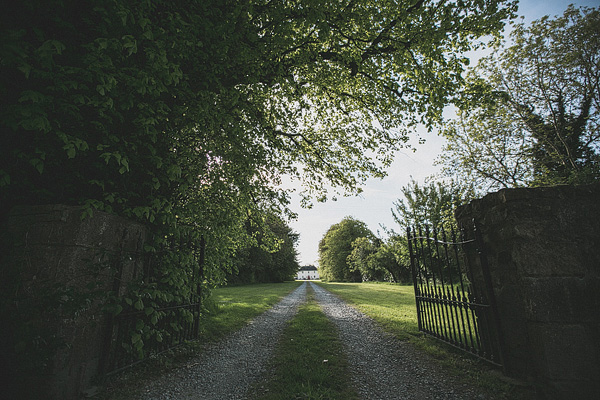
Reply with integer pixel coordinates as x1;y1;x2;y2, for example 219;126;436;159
522;277;600;323
455;182;600;399
1;204;148;399
527;323;599;382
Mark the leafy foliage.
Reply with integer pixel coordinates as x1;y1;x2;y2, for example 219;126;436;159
347;235;412;283
347;237;387;282
227;214;300;284
318;217;375;282
392;178;474;231
1;0;517;215
440;5;600;192
437;104;534;193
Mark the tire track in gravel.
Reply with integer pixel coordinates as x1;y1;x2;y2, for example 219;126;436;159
139;282;308;400
311;282;490;400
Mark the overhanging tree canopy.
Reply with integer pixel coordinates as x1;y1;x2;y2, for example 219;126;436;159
1;0;517;221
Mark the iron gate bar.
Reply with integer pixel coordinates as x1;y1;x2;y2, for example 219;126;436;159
100;233;207;376
407;223;504;367
472;222;506;368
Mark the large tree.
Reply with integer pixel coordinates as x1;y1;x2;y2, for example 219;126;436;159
440;5;600;191
228;213;301;284
0;0;516;215
392;178;474;231
318;217;374;282
0;0;517;291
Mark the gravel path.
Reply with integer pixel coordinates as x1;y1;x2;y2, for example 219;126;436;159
311;282;489;400
138;282;308;400
137;282;492;399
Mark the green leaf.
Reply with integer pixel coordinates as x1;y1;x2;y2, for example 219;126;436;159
65;145;76;158
131;333;142;344
18;90;46;103
122;35;137;55
30;158;44;174
0;170;11;187
17;63;32;79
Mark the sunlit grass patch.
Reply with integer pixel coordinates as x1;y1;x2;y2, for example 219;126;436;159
252;284;359;400
316;282;419;340
200;281;303;341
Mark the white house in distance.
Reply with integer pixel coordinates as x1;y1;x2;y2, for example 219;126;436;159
297;265;319;280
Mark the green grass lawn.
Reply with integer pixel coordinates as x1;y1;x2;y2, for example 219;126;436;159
316;281;535;400
316;281;420;340
200;281;303;342
251;284;359;400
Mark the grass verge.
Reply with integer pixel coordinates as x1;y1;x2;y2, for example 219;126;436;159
316;281;535;400
99;281;302;399
251;284;359;400
200;281;304;342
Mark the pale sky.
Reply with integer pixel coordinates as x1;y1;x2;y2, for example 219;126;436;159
286;0;600;266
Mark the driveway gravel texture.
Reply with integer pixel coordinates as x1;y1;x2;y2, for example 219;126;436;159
311;283;489;400
139;281;491;399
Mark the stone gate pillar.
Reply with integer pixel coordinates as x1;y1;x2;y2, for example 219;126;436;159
0;205;147;399
455;183;600;399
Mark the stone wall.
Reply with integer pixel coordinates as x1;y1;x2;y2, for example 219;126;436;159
0;205;147;399
455;183;600;399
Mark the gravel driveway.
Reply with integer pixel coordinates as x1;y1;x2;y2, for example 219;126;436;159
311;282;489;400
138;281;490;399
139;282;308;400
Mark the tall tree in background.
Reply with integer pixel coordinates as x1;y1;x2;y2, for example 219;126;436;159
440;5;600;192
392;178;474;231
437;104;534;193
228;214;300;284
318;217;374;282
508;6;600;185
348;236;410;282
347;237;386;282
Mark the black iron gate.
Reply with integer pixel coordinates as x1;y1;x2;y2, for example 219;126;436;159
407;223;504;367
100;234;206;376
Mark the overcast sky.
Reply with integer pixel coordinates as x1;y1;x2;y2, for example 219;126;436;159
286;0;600;266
